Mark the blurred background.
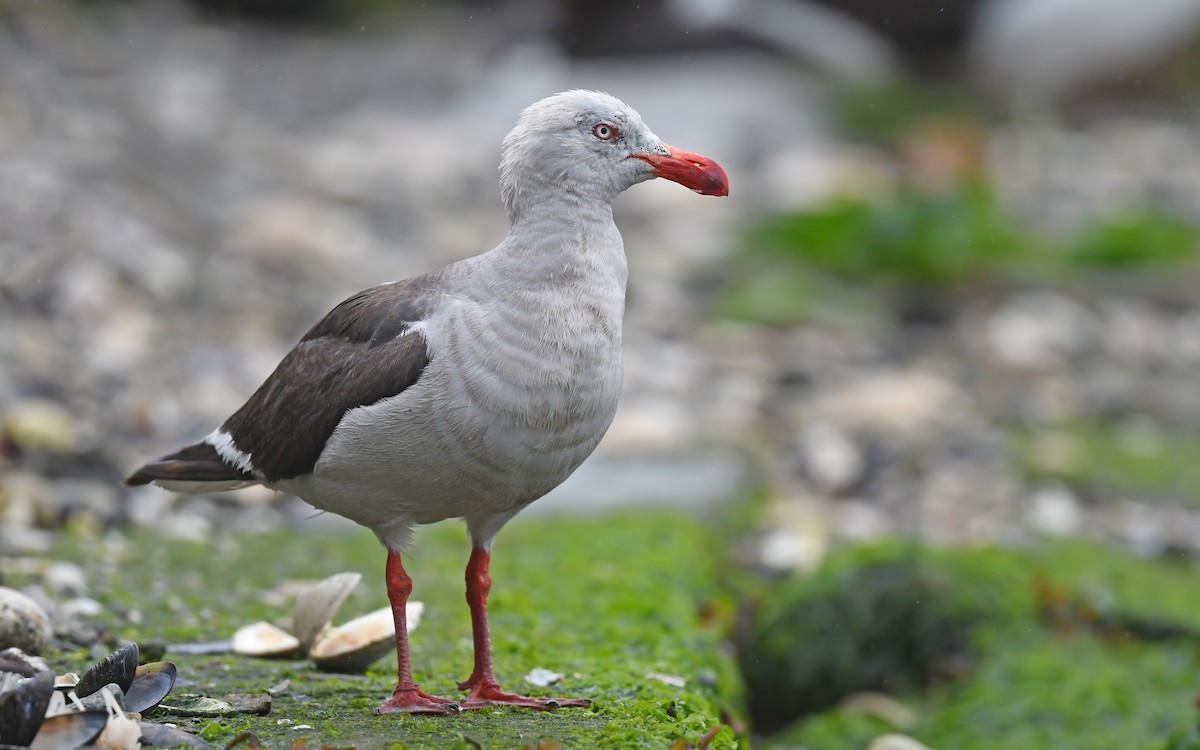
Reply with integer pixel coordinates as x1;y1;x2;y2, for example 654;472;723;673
2;0;1200;747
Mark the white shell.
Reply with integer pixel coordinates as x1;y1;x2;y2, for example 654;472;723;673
0;587;54;655
309;603;422;673
229;621;301;659
291;572;361;652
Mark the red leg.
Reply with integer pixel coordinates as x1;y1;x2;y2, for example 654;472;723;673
456;547;592;711
375;550;459;715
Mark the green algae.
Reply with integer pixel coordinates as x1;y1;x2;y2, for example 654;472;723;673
756;541;1200;750
25;511;744;749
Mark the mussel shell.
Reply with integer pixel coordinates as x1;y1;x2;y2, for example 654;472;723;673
28;710;108;750
308;606;399;673
292;572;361;652
75;642;138;698
0;669;52;747
229;622;300;659
125;662;177;714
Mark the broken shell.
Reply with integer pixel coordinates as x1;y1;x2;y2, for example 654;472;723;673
124;662;177;714
75;643;138;698
0;669;53;747
230;621;301;659
137;721;206;747
53;673;80;691
291;572;361;652
309;605;414;673
91;687;141;750
28;710;108;750
158;695;236;717
0;588;54;656
0;648;47;678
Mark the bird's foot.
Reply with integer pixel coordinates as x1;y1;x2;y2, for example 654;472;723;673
459;681;592;711
375;687;461;715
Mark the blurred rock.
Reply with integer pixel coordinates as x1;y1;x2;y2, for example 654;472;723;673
43;562;88;596
1026;485;1085;537
0;472;57;528
969;0;1200;101
797;421;866;494
868;734;934;750
987;293;1093;370
0;587;55;655
811;369;965;435
3;400;78;454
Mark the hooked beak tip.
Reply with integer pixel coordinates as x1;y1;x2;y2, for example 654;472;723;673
633;144;729;197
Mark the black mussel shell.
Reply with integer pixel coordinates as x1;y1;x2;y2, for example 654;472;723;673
125;662;177;714
0;670;52;747
28;710;108;750
75;643;138;698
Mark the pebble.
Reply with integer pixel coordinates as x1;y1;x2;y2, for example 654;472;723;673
868;734;935;750
1026;485;1086;537
838;692;918;729
798;422;866;494
2;399;78;454
224;692;273;716
43;562;88;596
987;293;1095;370
0;0;1197;567
0;586;54;655
525;668;564;687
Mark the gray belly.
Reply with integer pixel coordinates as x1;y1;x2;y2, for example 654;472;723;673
291;342;622;529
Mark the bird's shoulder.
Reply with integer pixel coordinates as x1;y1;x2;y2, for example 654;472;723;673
302;274;446;347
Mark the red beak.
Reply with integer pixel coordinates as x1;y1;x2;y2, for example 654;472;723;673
632;144;729;197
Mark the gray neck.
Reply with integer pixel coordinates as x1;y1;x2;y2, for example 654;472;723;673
467;192;628;312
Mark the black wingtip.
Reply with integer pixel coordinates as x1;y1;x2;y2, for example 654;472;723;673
124;442;254;487
122;471;153;488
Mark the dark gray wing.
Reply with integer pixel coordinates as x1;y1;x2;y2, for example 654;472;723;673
216;277;441;482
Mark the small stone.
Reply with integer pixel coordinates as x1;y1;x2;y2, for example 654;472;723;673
798;421;865;494
525;668;563;687
0;472;57;528
43;562;88;596
59;596;104;619
2;399;77;453
0;586;54;655
868;734;934;750
813;369;963;435
1026;485;1084;537
266;679;290;697
224;692;272;715
645;672;687;688
836;501;892;542
839;692;918;729
986;292;1093;370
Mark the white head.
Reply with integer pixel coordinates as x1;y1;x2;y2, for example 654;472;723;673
499;90;728;219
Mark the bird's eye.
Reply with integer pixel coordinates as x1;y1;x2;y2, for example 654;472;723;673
592;123;619;141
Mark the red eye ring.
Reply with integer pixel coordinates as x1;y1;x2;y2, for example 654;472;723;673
592;123;619;141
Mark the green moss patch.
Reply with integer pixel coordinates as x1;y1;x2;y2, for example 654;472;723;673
715;187;1199;326
752;541;1200;750
25;511;743;749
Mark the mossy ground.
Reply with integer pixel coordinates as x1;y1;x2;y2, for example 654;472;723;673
758;541;1200;750
21;510;743;749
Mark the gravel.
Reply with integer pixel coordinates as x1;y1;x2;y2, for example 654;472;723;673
3;1;1200;573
